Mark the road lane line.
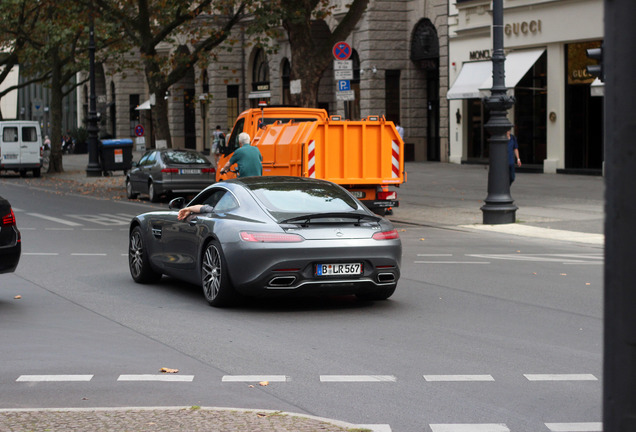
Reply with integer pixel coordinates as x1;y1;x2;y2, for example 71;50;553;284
417;254;453;256
17;375;93;382
524;374;597;381
414;261;490;264
319;375;396;382
430;424;509;432
545;423;602;431
222;375;288;382
22;253;59;256
27;213;83;226
70;253;108;256
118;374;194;382
424;375;495;382
44;228;74;231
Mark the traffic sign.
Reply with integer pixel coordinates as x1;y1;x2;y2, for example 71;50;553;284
334;69;353;80
135;124;145;137
338;80;351;91
334;60;353;70
332;42;352;61
336;90;355;101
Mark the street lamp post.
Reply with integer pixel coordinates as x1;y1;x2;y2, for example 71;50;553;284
480;0;516;224
86;19;102;177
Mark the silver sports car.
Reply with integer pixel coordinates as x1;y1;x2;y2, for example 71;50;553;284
128;176;401;307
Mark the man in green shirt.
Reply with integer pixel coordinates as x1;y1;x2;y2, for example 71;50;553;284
220;132;262;177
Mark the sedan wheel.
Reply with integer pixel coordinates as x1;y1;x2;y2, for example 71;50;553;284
148;181;159;202
126;179;138;199
129;226;162;283
201;241;237;307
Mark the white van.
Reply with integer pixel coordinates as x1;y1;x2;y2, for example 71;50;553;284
0;121;43;177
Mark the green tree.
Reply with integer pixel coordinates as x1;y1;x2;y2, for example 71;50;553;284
93;0;250;148
255;0;369;107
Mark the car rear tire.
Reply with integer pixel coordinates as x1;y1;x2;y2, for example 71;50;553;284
148;181;160;202
356;285;396;301
201;240;238;307
129;226;162;283
126;179;138;199
33;168;41;178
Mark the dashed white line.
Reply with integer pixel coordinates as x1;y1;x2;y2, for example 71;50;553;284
117;374;194;382
430;424;509;432
424;375;495;382
70;253;108;256
22;252;59;256
319;375;396;382
545;422;602;432
17;375;93;382
222;375;288;382
414;261;490;264
524;374;597;381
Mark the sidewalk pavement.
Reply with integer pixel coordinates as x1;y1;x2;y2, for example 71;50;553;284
4;152;603;431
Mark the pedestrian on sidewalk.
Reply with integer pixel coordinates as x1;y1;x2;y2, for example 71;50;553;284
507;128;521;185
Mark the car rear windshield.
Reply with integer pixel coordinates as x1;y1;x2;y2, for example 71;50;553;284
163;151;209;165
247;181;360;221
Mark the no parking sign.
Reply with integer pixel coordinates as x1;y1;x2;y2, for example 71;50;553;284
332;41;352;61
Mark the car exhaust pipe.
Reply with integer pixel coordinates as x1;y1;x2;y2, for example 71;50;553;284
377;273;395;283
269;276;297;287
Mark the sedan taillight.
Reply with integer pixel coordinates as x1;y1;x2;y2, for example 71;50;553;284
201;168;216;174
372;229;399;240
1;209;16;226
240;232;305;243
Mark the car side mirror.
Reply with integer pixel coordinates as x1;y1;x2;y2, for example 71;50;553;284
169;197;185;210
130;161;138;168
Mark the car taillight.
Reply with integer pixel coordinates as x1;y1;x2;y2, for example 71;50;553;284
161;168;179;173
201;168;216;174
377;191;397;200
240;232;305;243
2;209;16;226
372;229;399;240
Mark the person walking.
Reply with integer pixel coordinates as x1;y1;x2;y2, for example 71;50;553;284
507;128;521;185
219;132;262;177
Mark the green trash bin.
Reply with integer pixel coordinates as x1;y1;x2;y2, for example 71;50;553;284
99;139;133;174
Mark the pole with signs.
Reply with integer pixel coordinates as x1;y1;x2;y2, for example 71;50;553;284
333;42;355;102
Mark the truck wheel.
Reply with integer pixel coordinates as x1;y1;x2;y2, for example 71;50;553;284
33;168;41;178
19;169;27;177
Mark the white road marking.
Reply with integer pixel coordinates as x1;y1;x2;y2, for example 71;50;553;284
117;374;194;382
545;422;602;431
44;228;74;231
320;375;396;382
27;213;83;226
417;254;453;257
467;253;603;264
81;228;114;231
22;252;59;256
69;213;133;226
70;253;108;256
414;261;490;264
222;375;288;382
17;375;93;382
424;375;494;382
524;374;597;381
430;424;509;432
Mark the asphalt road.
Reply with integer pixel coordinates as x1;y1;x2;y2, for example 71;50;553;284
0;172;603;432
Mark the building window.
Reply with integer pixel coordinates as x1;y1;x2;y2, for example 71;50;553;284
227;85;239;132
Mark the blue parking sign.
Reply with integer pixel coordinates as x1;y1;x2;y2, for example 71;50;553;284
338;80;351;91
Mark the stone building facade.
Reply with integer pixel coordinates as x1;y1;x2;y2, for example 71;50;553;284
81;0;449;163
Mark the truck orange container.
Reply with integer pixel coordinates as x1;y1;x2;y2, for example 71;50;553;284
216;107;405;214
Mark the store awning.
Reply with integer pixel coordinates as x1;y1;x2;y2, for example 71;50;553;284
446;61;492;100
480;48;546;91
136;99;152;110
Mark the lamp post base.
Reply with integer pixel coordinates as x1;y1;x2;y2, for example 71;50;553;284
481;203;517;225
86;164;102;177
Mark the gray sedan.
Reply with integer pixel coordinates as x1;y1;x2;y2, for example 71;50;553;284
128;176;402;307
126;149;215;202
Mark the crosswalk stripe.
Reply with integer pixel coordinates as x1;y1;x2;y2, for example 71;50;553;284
424;375;495;382
17;375;93;382
430;424;509;432
221;375;288;382
320;375;396;382
545;423;602;431
117;374;194;382
524;374;597;381
27;213;83;226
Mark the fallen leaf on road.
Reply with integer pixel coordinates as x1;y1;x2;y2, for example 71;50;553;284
259;381;269;386
160;367;179;373
257;413;267;417
560;273;567;276
14;295;21;299
420;238;425;241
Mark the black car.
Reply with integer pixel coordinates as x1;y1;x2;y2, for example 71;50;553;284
0;195;21;273
129;176;402;307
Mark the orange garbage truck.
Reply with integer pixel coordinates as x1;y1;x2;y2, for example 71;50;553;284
216;107;405;214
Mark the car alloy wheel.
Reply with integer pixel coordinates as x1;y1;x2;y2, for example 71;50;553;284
201;241;237;307
129;226;161;283
126;179;138;199
148;182;159;202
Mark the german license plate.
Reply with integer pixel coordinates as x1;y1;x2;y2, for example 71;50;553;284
3;154;18;160
179;169;201;174
316;263;362;276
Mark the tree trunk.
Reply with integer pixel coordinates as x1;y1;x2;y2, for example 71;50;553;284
151;94;172;148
